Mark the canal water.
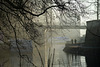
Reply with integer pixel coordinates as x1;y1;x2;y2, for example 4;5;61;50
52;44;87;67
48;29;87;67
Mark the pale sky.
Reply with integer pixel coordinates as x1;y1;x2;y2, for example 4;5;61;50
53;0;98;37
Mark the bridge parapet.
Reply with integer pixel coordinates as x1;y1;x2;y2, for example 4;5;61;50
44;25;86;29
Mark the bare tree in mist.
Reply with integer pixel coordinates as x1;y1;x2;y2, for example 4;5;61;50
0;0;86;67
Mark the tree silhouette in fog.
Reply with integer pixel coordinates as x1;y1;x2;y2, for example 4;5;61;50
0;0;86;67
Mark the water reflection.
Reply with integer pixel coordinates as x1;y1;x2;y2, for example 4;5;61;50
53;45;86;67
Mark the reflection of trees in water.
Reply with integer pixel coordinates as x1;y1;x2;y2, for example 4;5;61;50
66;53;85;67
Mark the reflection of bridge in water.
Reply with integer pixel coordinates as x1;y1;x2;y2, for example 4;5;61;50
45;25;86;29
